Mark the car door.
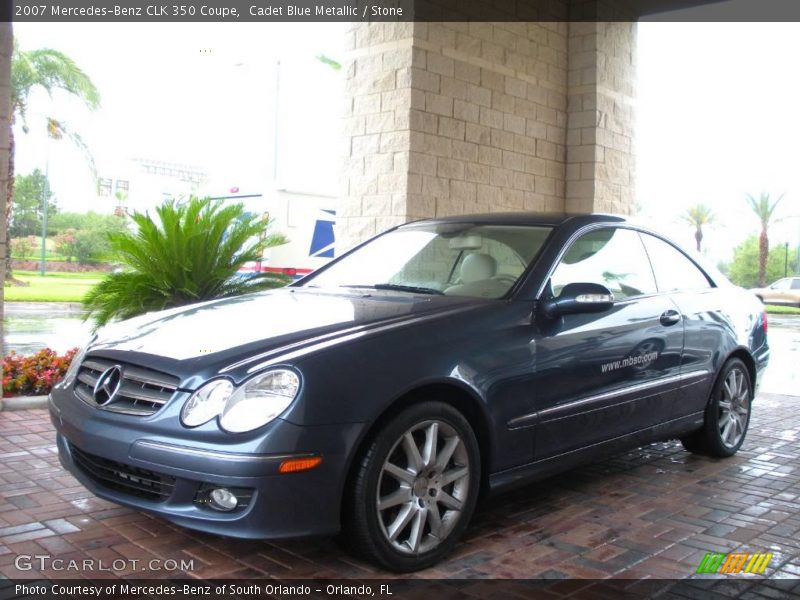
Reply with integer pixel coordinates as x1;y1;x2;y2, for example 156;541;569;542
639;233;718;418
528;227;685;459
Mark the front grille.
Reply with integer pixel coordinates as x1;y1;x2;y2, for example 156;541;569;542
74;357;179;416
70;444;176;501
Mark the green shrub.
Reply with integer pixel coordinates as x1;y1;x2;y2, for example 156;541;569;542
2;348;78;396
725;236;798;288
10;236;36;260
83;196;290;329
73;228;110;264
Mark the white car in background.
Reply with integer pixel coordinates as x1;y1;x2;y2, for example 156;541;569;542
751;277;800;307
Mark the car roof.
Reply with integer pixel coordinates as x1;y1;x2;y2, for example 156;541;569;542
400;212;628;228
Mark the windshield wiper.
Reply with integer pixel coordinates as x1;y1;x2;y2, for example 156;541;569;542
343;284;445;296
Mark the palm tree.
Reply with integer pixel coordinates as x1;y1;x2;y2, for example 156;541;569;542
83;197;290;329
681;204;715;252
746;192;784;287
7;41;100;278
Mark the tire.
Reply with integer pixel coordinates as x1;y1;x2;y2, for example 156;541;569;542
342;402;481;572
680;358;752;458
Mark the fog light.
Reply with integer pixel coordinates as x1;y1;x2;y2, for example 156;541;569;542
208;487;238;511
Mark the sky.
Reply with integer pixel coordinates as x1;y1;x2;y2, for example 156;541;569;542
637;20;800;263
11;19;800;266
11;22;345;206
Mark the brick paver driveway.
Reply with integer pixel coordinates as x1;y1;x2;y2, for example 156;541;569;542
1;393;798;580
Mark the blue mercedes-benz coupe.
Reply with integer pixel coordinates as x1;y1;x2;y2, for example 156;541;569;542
49;213;769;571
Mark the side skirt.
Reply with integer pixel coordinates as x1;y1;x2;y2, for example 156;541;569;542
488;412;704;493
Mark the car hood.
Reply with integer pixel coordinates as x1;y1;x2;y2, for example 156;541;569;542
89;287;479;366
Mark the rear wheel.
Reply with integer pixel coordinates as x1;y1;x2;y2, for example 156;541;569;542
680;358;752;457
343;402;480;572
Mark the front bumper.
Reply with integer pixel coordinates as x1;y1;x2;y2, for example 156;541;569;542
49;384;364;539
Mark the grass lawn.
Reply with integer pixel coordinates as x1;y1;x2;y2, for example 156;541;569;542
4;270;105;302
764;304;800;316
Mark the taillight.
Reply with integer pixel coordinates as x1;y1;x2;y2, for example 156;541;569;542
762;310;768;333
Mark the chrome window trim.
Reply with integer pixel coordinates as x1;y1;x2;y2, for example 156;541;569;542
534;223;651;301
534;222;717;301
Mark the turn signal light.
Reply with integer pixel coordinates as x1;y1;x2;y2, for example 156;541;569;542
279;456;322;474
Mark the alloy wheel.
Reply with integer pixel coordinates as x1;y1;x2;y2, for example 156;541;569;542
718;366;750;448
376;420;470;555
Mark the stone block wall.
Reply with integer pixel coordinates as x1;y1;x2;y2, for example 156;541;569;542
566;21;636;215
338;22;418;247
405;22;569;221
338;7;637;253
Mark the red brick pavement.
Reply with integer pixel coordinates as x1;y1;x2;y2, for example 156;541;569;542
0;394;798;581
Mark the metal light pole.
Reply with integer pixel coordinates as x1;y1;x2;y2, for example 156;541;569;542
785;241;789;278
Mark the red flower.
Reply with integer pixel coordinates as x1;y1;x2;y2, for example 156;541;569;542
2;347;80;397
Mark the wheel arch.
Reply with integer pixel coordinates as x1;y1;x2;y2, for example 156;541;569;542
724;347;757;390
339;380;493;527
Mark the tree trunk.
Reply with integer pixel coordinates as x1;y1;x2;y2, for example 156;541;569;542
758;227;769;287
5;120;14;279
695;228;702;252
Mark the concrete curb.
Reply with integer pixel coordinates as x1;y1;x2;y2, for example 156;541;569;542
0;395;49;411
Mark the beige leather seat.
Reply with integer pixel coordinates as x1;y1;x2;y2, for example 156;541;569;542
445;253;510;298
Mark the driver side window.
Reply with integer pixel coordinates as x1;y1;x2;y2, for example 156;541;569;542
551;228;657;301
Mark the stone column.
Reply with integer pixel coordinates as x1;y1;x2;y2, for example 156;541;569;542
338;22;418;250
566;21;636;215
0;22;11;354
338;11;638;254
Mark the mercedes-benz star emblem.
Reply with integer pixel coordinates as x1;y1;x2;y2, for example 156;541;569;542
93;366;123;405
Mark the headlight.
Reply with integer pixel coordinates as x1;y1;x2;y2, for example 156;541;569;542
181;380;234;427
180;369;300;433
219;369;299;433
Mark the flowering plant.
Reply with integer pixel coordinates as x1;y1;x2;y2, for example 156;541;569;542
2;348;78;397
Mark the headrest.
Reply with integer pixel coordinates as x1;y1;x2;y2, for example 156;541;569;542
460;253;497;284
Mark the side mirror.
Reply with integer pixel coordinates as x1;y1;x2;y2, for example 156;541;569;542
540;282;614;319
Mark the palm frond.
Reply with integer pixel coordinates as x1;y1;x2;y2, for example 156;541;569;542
746;192;784;226
83;197;290;330
46;118;97;178
12;44;100;110
681;203;715;227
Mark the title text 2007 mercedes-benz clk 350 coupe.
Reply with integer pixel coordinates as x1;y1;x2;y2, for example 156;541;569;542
49;213;769;571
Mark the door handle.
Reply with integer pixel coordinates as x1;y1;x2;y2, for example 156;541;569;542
660;310;681;326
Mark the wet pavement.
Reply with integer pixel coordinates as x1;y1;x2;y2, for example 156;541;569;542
0;393;798;580
762;315;800;395
2;302;92;355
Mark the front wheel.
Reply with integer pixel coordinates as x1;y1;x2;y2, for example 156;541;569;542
681;358;752;457
343;402;480;572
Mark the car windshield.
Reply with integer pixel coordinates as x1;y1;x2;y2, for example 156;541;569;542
302;223;552;298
